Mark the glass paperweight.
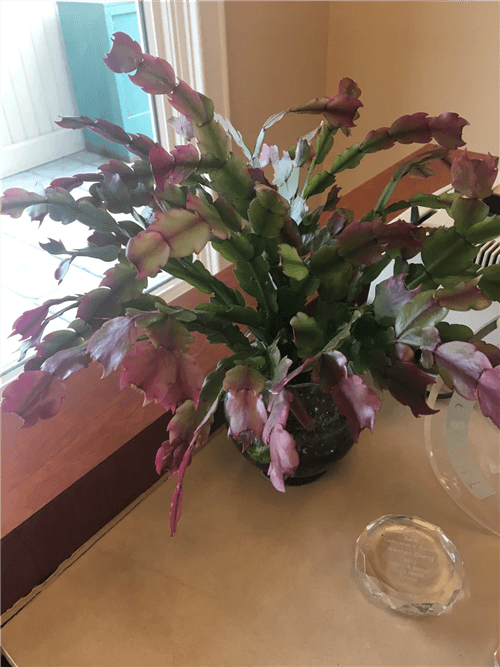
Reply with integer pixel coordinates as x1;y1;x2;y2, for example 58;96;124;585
354;515;465;616
424;318;500;536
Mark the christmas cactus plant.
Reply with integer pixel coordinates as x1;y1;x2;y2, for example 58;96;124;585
2;32;500;535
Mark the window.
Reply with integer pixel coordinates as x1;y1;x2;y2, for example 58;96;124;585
1;0;229;383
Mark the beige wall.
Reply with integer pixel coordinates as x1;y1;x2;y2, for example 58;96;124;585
327;1;500;194
224;1;330;155
222;1;499;197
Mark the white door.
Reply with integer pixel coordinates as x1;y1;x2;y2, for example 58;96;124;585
1;1;84;178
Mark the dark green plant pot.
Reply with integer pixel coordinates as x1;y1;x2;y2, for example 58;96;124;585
225;383;355;486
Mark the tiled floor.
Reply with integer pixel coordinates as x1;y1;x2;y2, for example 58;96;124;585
1;150;163;375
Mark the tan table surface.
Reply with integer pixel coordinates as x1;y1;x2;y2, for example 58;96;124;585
2;395;499;667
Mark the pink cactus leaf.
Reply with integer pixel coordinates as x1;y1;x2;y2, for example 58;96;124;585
156;438;189;478
156;400;212;476
310;350;349;393
120;343;203;411
150;143;200;189
435;341;492;401
261;389;298;491
152;209;210;258
149;143;175;190
129;53;176;95
373;274;421;327
159;351;205;413
428;112;469;149
87;317;138;376
336;220;384;266
126;229;171;279
99;159;136;179
168;79;206;122
451;150;498;199
373;219;426;251
100;263;147;301
291;97;329;114
146;316;194;353
169;439;195;537
395;290;447;348
223;366;267;396
323;184;342;211
49;177;84;191
323;93;363;128
435;279;492;311
224;390;268;450
171;143;199;165
263;388;292;443
103;32;143;73
168;404;214;537
1;371;67;427
1;188;45;219
186;193;229;239
477;367;500;429
92;119;130;145
326;211;349;235
41;345;91;380
54;116;94;131
329;374;381;443
169;481;184;536
361;127;395;153
470;340;500;368
267;424;299;492
76;288;122;325
119;343;178;404
272;356;318;394
287;388;315;431
337;77;361;98
389;113;431;145
10;304;50;340
384;360;438;417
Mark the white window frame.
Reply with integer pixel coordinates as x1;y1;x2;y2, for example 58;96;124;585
139;0;231;304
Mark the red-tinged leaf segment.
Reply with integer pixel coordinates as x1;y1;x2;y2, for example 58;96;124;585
1;371;66;427
312;351;381;441
41;345;90;380
435;341;492;401
477;367;500;429
87;317;138;376
1;188;45;218
427;112;468;150
451;150;498;200
382;359;438;417
223;366;267;449
155;400;212;477
330;375;381;442
435;280;492;312
126;230;171;279
263;389;299;491
146;316;195;353
10;304;51;340
129;53;176;94
373;275;421;328
167;399;217;536
395;291;447;350
150;143;200;189
120;343;204;413
103;31;143;73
